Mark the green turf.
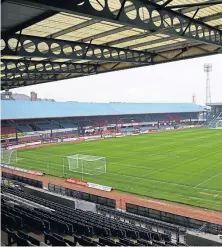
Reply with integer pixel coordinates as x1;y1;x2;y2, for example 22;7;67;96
16;129;222;211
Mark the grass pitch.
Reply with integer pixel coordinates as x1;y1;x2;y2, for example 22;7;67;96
17;129;222;211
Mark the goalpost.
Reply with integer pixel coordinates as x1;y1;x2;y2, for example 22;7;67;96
1;149;18;165
67;154;106;176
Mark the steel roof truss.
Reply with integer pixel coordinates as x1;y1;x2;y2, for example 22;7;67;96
1;34;153;64
12;0;222;47
1;59;99;75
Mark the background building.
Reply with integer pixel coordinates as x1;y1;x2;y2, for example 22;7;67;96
1;91;55;102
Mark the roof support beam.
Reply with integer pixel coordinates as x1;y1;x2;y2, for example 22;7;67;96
1;79;49;90
1;34;153;64
162;0;173;7
1;73;62;82
10;0;222;47
1;44;220;90
1;59;99;74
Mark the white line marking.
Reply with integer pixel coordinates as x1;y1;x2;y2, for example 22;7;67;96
194;171;222;188
107;172;222;193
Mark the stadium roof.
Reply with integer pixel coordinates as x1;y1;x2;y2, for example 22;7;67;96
1;100;204;120
1;0;222;90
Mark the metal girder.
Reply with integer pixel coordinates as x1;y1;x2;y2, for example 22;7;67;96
1;59;99;74
29;0;218;45
1;34;153;64
1;73;68;89
2;44;220;90
162;0;173;7
10;0;222;47
1;79;48;90
1;73;58;81
51;2;222;53
167;1;222;9
0;72;78;90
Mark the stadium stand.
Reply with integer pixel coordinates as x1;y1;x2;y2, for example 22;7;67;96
1;101;204;150
1;125;16;135
2;101;203;120
1;2;221;245
16;124;33;133
2;172;43;188
1;101;202;136
92;120;109;127
108;119;123;125
3;177;221;246
2;183;185;246
217;120;222;128
206;103;222;129
56;119;76;129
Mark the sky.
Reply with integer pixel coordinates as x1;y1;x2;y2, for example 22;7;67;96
11;54;222;105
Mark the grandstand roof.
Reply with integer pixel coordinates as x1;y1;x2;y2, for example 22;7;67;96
1;0;222;90
1;100;204;120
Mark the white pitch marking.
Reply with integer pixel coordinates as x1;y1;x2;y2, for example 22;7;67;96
107;172;222;193
194;171;222;188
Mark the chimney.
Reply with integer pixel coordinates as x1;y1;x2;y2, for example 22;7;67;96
31;91;37;101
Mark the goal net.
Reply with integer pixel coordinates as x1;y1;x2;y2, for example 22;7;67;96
67;154;106;175
1;149;18;165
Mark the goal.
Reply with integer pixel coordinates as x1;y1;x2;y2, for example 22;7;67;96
67;154;106;175
1;149;17;165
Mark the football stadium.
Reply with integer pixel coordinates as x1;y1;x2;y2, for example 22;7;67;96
1;0;222;246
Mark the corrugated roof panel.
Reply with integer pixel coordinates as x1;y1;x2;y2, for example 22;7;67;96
134;38;185;50
185;6;222;19
207;19;222;26
100;21;123;28
21;13;91;37
57;22;120;41
115;34;169;48
93;29;140;45
1;100;204;120
167;0;209;6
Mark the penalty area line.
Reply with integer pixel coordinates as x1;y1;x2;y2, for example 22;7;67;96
194;171;222;188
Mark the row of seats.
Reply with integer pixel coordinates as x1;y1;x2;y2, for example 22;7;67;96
97;205;182;233
48;183;116;208
4;228;45;246
4;227;80;246
16;124;33;133
91;120;108;126
2;185;176;246
2;173;43;188
1;126;17;135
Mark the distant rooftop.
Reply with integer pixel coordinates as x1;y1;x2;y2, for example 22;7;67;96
207;103;222;106
1;100;204;120
1;91;55;102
